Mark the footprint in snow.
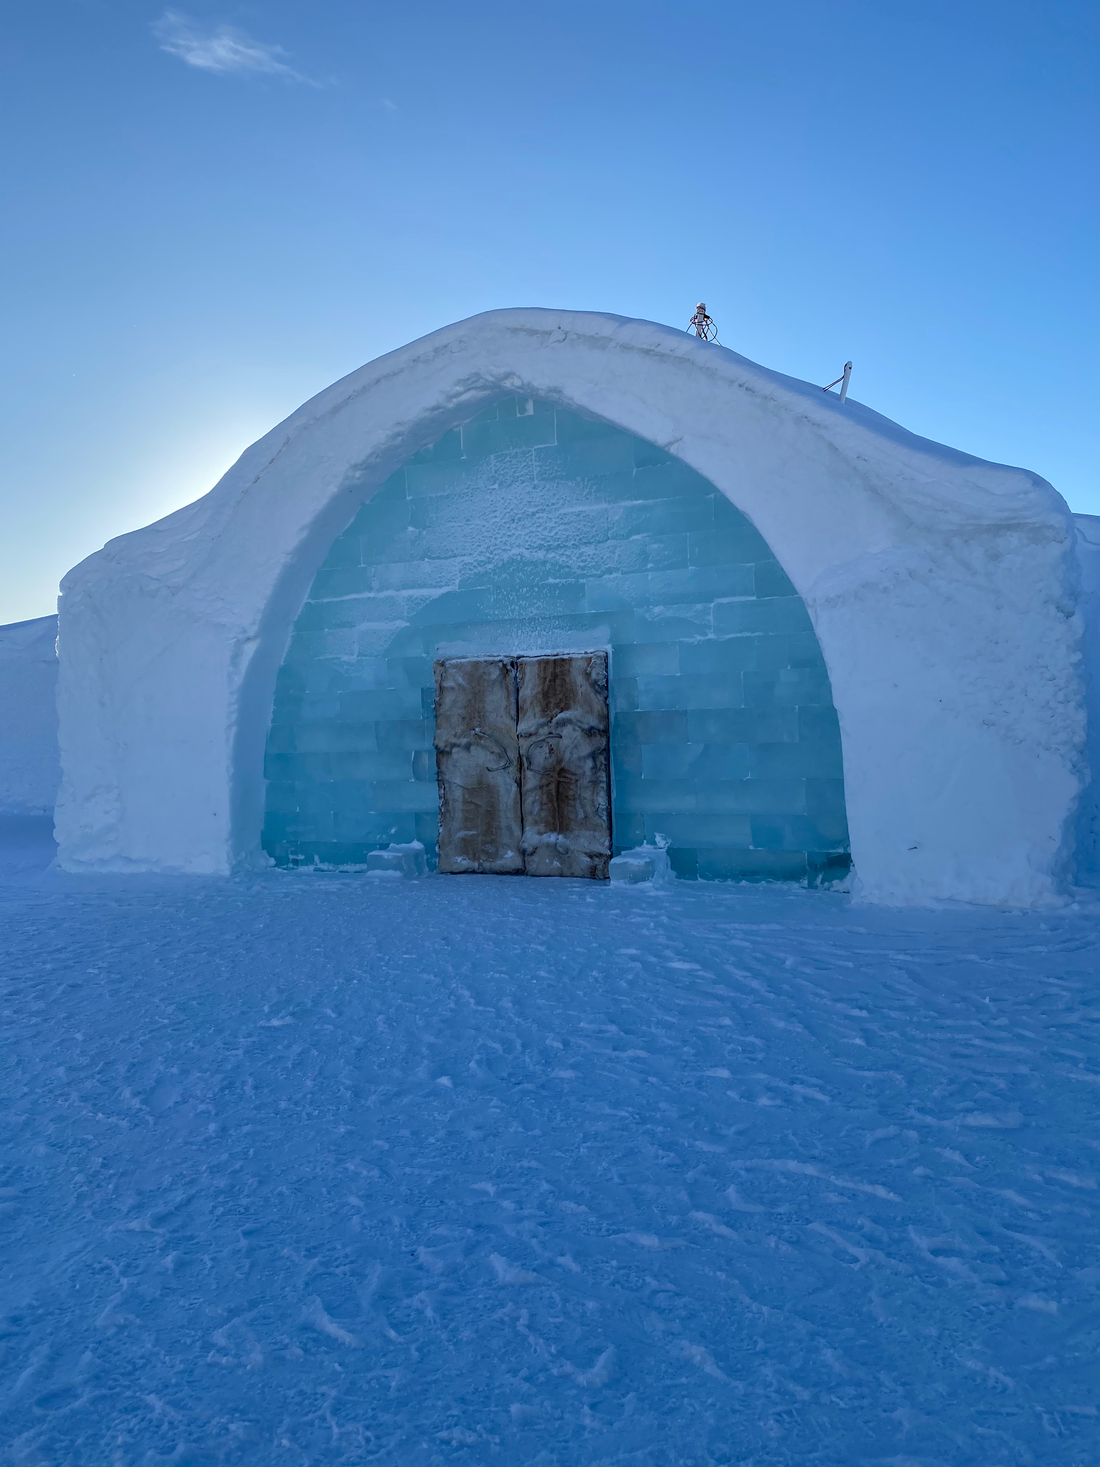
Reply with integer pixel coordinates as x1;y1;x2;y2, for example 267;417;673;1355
617;1232;687;1250
488;1253;539;1284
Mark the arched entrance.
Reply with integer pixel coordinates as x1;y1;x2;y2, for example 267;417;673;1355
262;398;850;882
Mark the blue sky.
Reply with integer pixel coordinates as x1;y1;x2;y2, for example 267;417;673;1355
1;0;1097;622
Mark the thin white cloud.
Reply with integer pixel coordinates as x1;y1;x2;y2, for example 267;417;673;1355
153;10;317;84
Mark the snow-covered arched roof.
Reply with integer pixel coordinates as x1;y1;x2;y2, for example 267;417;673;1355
55;308;1085;904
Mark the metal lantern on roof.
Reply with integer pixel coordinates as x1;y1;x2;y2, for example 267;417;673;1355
688;302;719;342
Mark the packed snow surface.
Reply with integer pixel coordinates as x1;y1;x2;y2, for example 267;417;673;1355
3;819;1099;1466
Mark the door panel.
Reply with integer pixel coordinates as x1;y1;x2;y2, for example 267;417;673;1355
516;654;612;879
434;658;523;874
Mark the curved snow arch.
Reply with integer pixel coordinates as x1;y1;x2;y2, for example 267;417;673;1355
262;397;853;882
56;309;1084;904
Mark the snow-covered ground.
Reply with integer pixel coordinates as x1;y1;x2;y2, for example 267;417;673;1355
3;817;1098;1466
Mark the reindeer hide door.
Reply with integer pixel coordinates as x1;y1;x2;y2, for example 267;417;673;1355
516;655;611;879
433;658;523;874
434;654;611;878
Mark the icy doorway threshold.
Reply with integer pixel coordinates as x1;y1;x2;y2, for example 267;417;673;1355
3;852;1099;1465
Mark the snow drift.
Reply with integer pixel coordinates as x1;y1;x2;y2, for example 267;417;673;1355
0;614;60;816
1075;512;1100;886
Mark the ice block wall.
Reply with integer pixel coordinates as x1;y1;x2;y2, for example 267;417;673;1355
263;400;850;882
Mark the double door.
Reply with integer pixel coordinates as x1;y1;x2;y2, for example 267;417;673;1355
434;654;611;879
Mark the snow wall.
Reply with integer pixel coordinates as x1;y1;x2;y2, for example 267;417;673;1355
264;397;850;883
55;309;1087;906
1075;513;1100;886
0;614;61;816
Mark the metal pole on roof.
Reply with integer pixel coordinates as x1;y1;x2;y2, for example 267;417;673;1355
823;362;853;403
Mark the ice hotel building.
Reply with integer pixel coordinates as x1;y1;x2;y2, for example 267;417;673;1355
23;310;1099;905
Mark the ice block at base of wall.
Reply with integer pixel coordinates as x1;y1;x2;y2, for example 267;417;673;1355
365;841;428;878
609;836;674;885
